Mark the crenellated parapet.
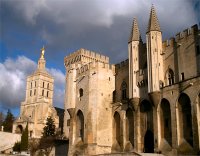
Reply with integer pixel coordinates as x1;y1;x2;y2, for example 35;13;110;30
64;48;109;68
115;59;129;71
76;61;115;78
162;24;199;50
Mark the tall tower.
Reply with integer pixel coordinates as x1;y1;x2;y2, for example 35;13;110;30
128;18;141;99
13;47;59;138
146;6;164;93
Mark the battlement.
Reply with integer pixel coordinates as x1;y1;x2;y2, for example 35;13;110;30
162;24;199;49
115;59;129;70
76;61;115;76
64;48;109;68
162;37;175;49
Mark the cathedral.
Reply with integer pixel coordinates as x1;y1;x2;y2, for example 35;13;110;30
13;47;59;138
64;6;200;155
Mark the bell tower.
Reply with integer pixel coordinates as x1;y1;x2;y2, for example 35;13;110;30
146;6;164;93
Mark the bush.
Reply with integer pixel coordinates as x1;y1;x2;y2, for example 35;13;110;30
13;142;21;152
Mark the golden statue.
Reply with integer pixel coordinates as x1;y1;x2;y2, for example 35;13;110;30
40;46;45;59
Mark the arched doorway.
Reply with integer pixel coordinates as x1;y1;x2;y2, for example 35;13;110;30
140;100;154;153
160;98;172;146
144;130;154;153
16;125;23;134
178;93;193;146
76;110;84;141
126;108;134;147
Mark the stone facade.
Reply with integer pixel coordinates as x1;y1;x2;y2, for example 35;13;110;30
64;6;200;155
13;48;59;138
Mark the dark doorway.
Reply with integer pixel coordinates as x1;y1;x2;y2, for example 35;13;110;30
16;125;23;134
144;130;154;153
76;110;84;141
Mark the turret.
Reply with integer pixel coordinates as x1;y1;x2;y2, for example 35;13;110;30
146;6;164;93
128;18;141;99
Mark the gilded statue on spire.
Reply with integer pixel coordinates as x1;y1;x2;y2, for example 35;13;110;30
40;46;45;59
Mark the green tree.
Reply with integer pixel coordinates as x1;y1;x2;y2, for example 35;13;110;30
39;116;56;156
2;109;14;132
20;123;28;151
42;116;56;137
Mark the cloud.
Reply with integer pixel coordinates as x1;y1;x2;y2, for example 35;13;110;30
0;56;65;113
1;0;199;67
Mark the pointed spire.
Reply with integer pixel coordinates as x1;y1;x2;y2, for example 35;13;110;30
147;5;161;33
128;18;140;43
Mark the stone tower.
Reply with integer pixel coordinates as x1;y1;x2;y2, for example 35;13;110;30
128;18;141;99
146;6;164;94
13;47;59;138
64;48;115;155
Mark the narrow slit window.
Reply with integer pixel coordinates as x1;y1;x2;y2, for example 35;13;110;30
42;90;44;96
47;91;49;97
181;73;185;81
79;88;83;97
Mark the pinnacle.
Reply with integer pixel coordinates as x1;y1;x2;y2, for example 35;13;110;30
147;5;161;33
129;18;140;43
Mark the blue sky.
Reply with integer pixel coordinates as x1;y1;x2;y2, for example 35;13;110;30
0;0;200;116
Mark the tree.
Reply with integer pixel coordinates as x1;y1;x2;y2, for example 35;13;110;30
20;123;28;151
2;109;14;132
42;116;56;137
13;142;21;152
39;116;56;156
29;138;40;156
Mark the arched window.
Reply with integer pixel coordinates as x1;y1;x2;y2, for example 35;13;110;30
31;82;32;88
35;81;36;87
34;89;36;95
121;81;127;100
42;90;44;96
43;82;45;88
79;88;83;97
47;91;49;97
47;83;49;89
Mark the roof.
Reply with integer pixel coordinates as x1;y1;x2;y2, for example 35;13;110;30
147;5;161;33
129;18;140;42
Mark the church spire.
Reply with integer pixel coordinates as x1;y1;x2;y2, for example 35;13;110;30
147;5;161;33
38;46;46;70
129;18;140;43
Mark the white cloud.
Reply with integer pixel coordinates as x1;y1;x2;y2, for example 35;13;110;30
0;56;65;112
